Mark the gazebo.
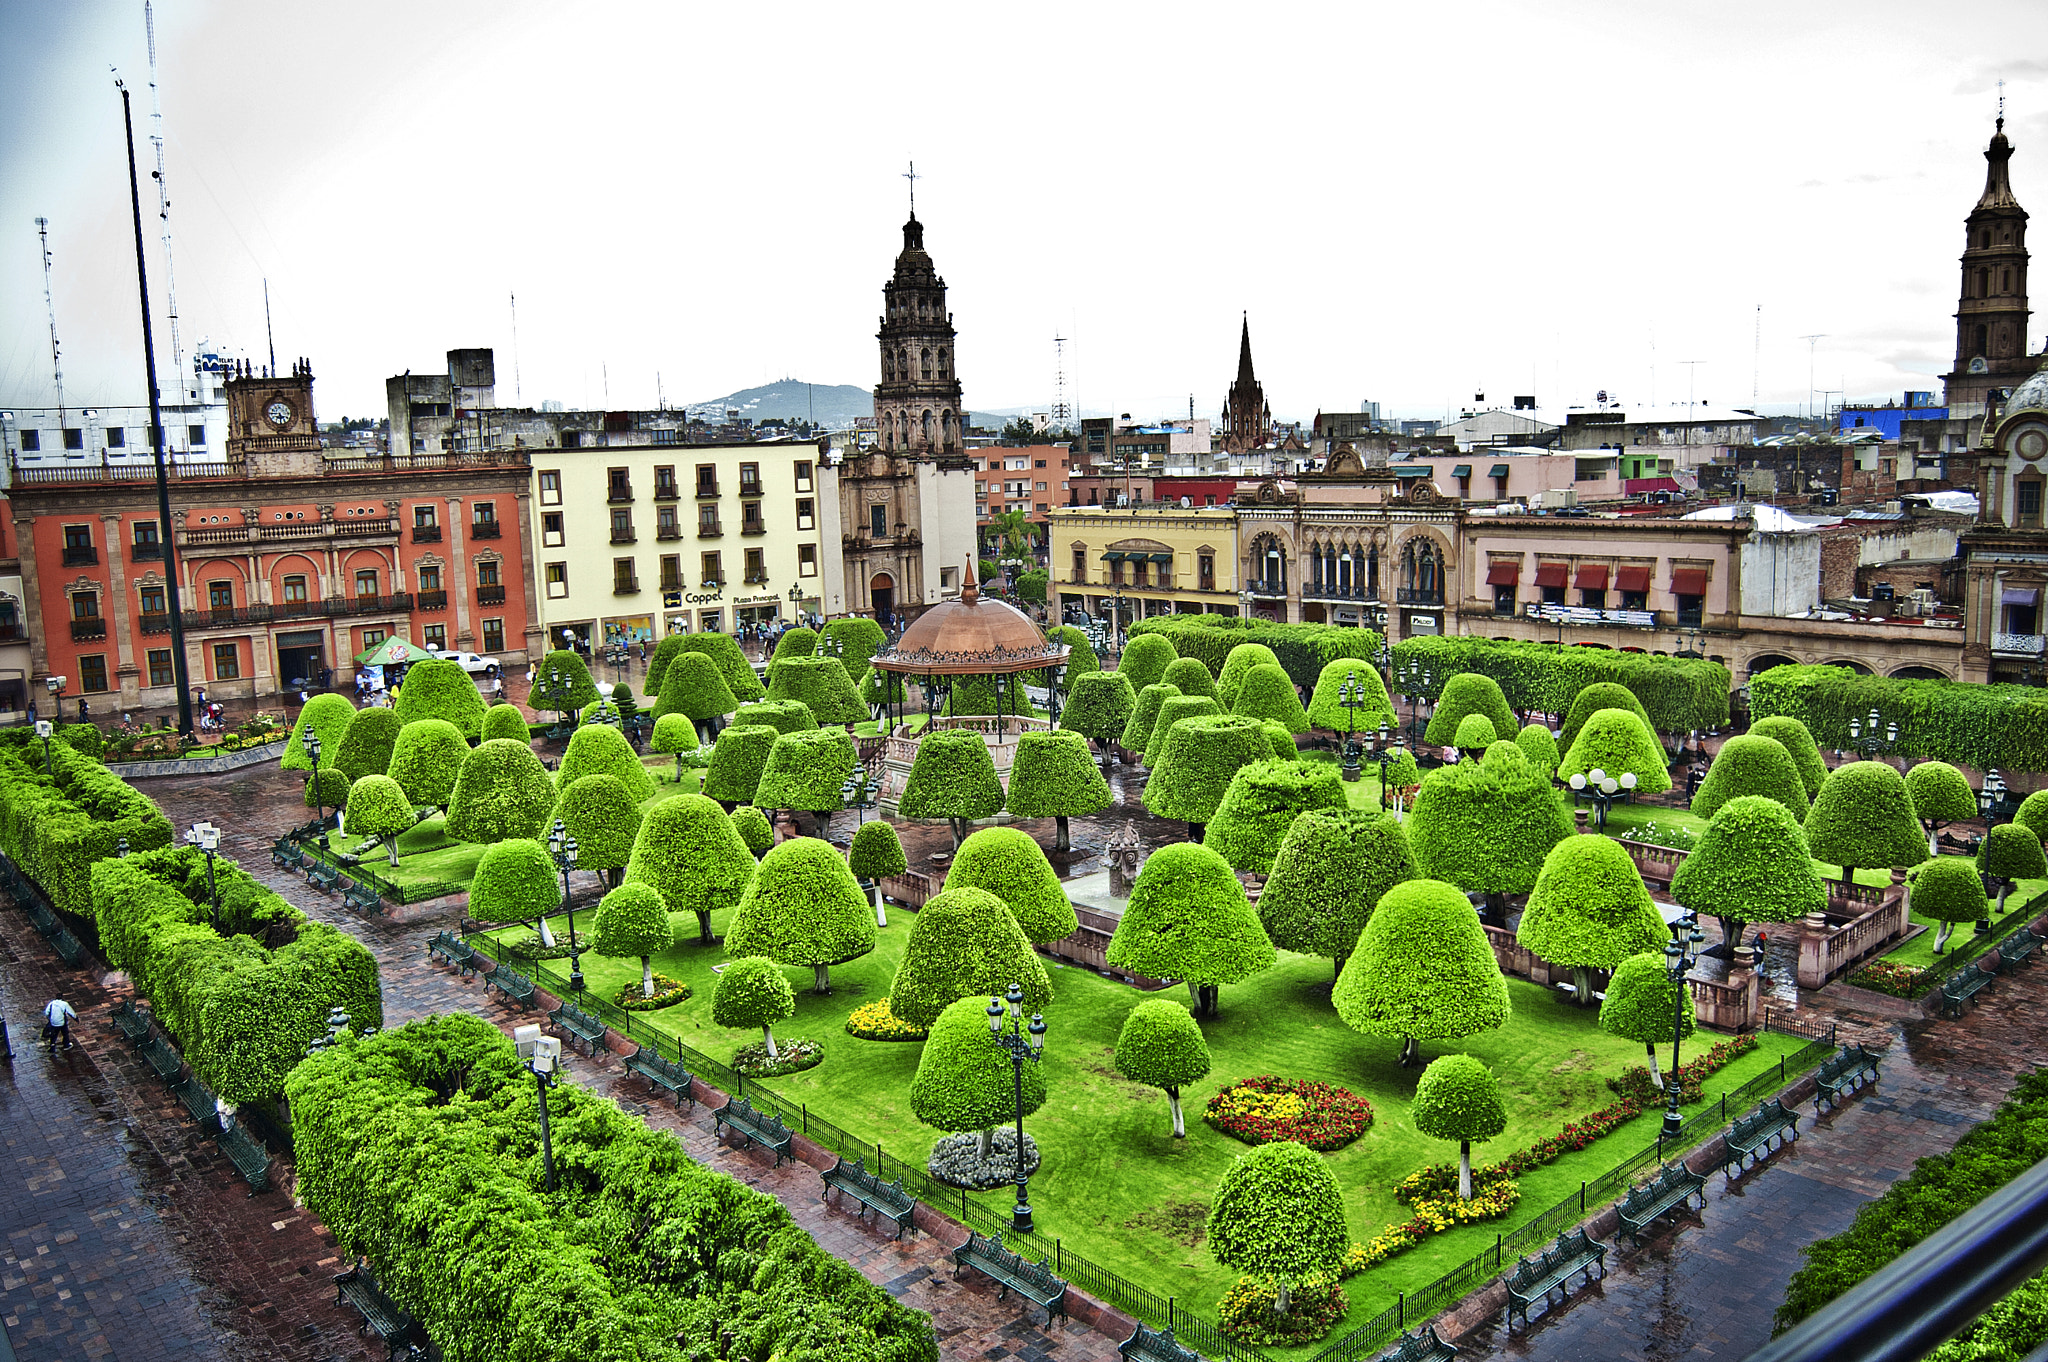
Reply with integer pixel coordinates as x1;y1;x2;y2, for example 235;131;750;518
870;560;1069;810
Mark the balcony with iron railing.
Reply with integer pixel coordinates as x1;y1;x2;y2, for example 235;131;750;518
698;522;723;538
608;483;635;504
129;542;164;561
179;517;397;548
653;481;680;501
656;525;682;540
1994;631;2046;657
743;573;770;585
659;577;683;594
0;622;29;643
470;520;502;539
417;589;449;611
1395;586;1446;606
61;546;99;566
411;524;443;543
613;577;641;595
610;528;638;544
695;480;720;498
1246;578;1287;598
69;616;107;641
742;520;766;536
477;584;506;606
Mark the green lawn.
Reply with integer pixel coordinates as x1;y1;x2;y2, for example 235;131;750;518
479;914;1802;1347
1877;878;2048;970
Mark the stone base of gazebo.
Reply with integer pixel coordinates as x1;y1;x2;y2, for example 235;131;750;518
875;714;1054;813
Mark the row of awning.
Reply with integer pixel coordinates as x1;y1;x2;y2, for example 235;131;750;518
1394;464;1513;479
1101;551;1174;563
1483;563;1691;594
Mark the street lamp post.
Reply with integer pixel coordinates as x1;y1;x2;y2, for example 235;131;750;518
304;731;331;849
1661;910;1706;1140
184;821;222;925
515;1024;562;1191
1374;728;1407;814
33;718;53;775
547;820;583;994
1337;671;1371;781
840;770;880;826
1567;768;1637;830
1977;769;2010;936
1845;708;1898;763
986;983;1046;1234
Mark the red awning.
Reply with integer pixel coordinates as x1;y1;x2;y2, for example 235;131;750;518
1624;477;1682;495
1485;561;1520;586
1574;564;1610;590
1535;563;1569;589
1614;566;1652;593
1670;568;1710;596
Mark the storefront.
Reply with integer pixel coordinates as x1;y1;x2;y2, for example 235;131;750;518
603;614;653;645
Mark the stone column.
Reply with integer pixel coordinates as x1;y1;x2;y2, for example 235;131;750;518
101;513;140;706
448;496;473;646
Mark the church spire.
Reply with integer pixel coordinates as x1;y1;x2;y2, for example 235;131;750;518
1980;114;2022;211
1236;312;1257;386
1221;312;1272;454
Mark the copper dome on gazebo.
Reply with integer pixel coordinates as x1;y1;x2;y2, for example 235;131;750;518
872;559;1068;677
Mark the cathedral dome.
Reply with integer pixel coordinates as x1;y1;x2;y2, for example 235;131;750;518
2006;358;2048;420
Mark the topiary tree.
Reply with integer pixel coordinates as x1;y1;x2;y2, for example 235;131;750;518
550;774;642;887
1905;761;1979;857
1804;760;1930;887
445;738;556;845
1909;854;1989;954
1979;823;2047;915
890;885;1053;1028
1558;682;1655;756
1207;1140;1348;1320
1106;841;1276;1017
1408;742;1574;926
655;652;740;738
1232;663;1310;734
2016;790;2048;841
732;700;818;735
344;774;414;865
651;712;700;781
713;956;797;1058
393;656;487;739
1599;952;1695;1082
1333;878;1512;1066
1120;682;1182;758
848;818;907;922
1304;659;1398;735
1558;707;1673;795
859;664;909;719
470;838;563;944
1424;673;1516;749
898;727;1006;849
645;633;688;698
481;702;531;743
1143;693;1222;768
611;682;638;728
1043;625;1100;687
1005;729;1111;853
592;881;672;997
1749;716;1828;800
387;718;467;813
1515;834;1669;1005
1670;794;1827;958
1259;809;1417;975
765;656;865;725
1203;759;1348;875
751;728;857;833
1144;712;1270;840
1515;723;1559;775
821;617;888;688
556;723;655;804
701;724;780;807
771;626;819;663
332;706;402;782
911;994;1048;1164
941;675;1044;720
282;693;356;772
1215;643;1282;710
1690;734;1808;819
943;826;1078;944
624;792;757;945
306;766;351;812
532;649;602;721
1452;713;1497;759
1413;1054;1508;1201
1259;721;1299;761
679;632;765;702
1114;999;1212;1138
1060;671;1137;766
725;836;875;993
1118;633;1178;693
730;805;775;858
1161;655;1217;699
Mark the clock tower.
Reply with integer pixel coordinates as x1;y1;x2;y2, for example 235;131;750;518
1943;114;2035;416
224;357;322;475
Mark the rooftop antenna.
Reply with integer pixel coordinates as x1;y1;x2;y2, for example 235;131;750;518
1753;304;1761;401
145;2;185;404
1800;334;1827;420
1999;78;2007;133
35;218;65;417
903;160;919;216
509;292;522;404
1052;335;1071;427
263;278;276;377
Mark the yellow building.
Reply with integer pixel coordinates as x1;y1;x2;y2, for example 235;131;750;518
530;441;830;650
1046;505;1242;625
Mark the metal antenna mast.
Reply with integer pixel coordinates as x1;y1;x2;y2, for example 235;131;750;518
509;292;522;404
1051;336;1071;427
35;218;65;417
1753;305;1761;401
146;1;185;402
263;278;276;376
1800;334;1828;420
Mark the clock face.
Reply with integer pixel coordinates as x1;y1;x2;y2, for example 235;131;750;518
265;399;293;428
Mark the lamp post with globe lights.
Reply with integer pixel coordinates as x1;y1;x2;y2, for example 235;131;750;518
1846;708;1897;764
1662;910;1706;1140
303;731;332;849
184;821;222;924
986;983;1046;1234
1568;767;1637;831
547;819;584;994
514;1023;562;1191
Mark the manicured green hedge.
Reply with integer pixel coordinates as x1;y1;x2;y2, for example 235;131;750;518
1690;734;1808;819
1113;999;1212;1138
897;729;1005;824
1558;707;1674;794
481;703;532;743
848;819;907;881
1516;834;1668;970
731;805;776;857
941;676;1043;719
287;1013;939;1362
1004;730;1111;823
592;881;672;995
1233;663;1310;733
347;775;415;862
387;718;467;811
733;700;819;734
1803;761;1930;878
470;839;561;925
1117;633;1179;693
1751;664;2048;772
1333;878;1512;1047
1215;644;1281;708
1407;744;1573;898
1424;673;1518;748
911;995;1046;1135
889;885;1053;1027
1120;682;1182;756
0;738;172;922
655;652;739;723
1600;952;1696;1053
551;774;643;876
752;728;857;813
625;793;757;943
1669;795;1827;928
282;693;356;772
1059;671;1136;750
1105;842;1276;989
1749;716;1828;798
726;837;875;991
821;617;888;687
1453;714;1498;751
332;706;402;781
93;847;381;1105
679;632;767;702
1162;656;1219;698
1142;694;1224;767
645;633;689;698
1128;615;1383;692
446;738;557;844
766;656;865;725
1206;1140;1349;1298
1557;682;1655;755
1258;809;1417;969
1043;625;1100;679
773;627;820;661
942;827;1077;944
1394;637;1730;734
557;724;655;803
1305;659;1398;734
702;724;780;805
1142;713;1270;826
1515;723;1559;773
1203;759;1349;874
713;956;796;1038
393;656;488;739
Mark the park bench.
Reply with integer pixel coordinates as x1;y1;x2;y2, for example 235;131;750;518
138;1033;183;1086
1940;963;1993;1019
1504;1228;1608;1328
820;1155;917;1238
1722;1098;1799;1178
1617;1162;1706;1244
341;881;382;916
306;861;341;894
48;928;85;967
333;1260;425;1362
952;1230;1069;1325
171;1072;221;1133
428;931;478;976
1119;1322;1206;1362
1377;1324;1460;1362
714;1097;793;1165
1816;1043;1883;1110
622;1045;693;1107
484;964;535;1010
271;838;302;871
111;999;153;1046
2003;929;2044;968
548;1000;607;1056
215;1122;271;1194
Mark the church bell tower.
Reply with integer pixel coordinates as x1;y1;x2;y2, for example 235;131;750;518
873;172;965;456
1944;111;2034;415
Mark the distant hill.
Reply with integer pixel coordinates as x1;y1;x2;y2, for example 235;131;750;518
683;378;1007;431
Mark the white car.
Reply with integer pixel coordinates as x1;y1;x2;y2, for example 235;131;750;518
424;648;501;675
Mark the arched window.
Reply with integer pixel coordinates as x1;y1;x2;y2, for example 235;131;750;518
921;409;933;443
939;348;950;379
2005;268;2014;292
1978;268;1991;298
883;352;894;381
1977;323;1991;357
942;410;956;448
921;348;933;380
1367;543;1380;599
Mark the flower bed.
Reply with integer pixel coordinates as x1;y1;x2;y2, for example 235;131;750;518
1845;958;1929;998
1606;1035;1758;1106
1343;1175;1524;1272
613;973;691;1011
734;1036;823;1077
845;996;928;1041
1219;1271;1348;1346
497;928;589;960
1204;1076;1374;1152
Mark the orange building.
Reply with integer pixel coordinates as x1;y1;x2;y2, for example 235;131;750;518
8;361;539;711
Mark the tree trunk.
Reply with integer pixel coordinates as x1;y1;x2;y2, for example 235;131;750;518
762;1024;779;1060
977;1127;993;1163
1572;964;1595;1006
694;909;714;946
1926;822;1941;858
1934;919;1952;954
1716;917;1747;962
1483;892;1508;929
1186;821;1204;842
384;835;399;867
1997;878;2013;914
1333;950;1348;980
674;753;684;781
1273;1277;1293;1318
537;917;557;948
870;882;888;928
606;867;624;890
1167;1087;1185;1138
1200;983;1219;1018
949;817;968;850
642;957;656;998
1054;815;1071;853
1459;1140;1473;1201
812;963;831;994
1399;1035;1422;1067
1644;1040;1661;1083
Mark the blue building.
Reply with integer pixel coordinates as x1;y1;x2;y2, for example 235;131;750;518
1837;392;1946;439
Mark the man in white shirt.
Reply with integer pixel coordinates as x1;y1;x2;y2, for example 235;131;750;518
43;998;77;1050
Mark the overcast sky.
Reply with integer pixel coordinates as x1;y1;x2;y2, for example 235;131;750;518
4;1;2046;427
